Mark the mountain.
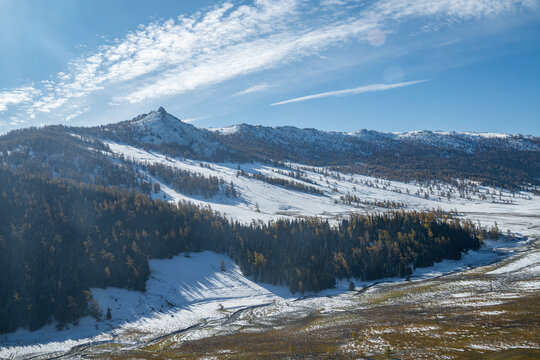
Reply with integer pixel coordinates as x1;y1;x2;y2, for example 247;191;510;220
208;118;540;190
0;165;484;334
211;123;540;161
388;130;540;153
1;107;539;191
0;106;538;338
78;107;232;161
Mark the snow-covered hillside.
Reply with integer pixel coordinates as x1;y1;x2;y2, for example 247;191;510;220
0;251;293;358
103;140;540;237
1;108;539;359
2;234;536;359
391;130;540;152
85;107;540;167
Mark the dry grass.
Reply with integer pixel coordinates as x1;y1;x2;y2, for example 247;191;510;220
81;290;538;360
70;242;540;360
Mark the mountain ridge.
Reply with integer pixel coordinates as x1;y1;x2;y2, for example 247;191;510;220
2;107;539;191
78;107;540;153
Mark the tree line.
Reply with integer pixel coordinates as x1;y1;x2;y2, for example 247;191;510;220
236;169;324;195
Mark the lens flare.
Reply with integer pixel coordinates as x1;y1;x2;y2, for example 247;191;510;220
368;29;386;46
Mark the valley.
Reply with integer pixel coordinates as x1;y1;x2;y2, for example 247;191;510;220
1;140;539;359
0;109;539;359
1;0;539;358
2;226;538;359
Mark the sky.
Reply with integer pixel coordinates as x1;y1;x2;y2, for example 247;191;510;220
0;0;539;135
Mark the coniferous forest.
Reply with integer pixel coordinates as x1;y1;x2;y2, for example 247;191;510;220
0;165;484;334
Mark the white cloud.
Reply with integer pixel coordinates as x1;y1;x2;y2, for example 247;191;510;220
320;0;346;6
116;19;376;103
1;0;536;123
65;106;91;122
8;117;26;126
373;0;538;20
232;83;271;97
270;79;427;105
0;86;41;112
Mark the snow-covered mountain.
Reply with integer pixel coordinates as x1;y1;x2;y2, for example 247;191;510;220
128;107;206;146
210;123;540;157
210;123;369;162
2;107;539;192
1;107;540;360
83;107;229;159
76;107;540;162
389;130;540;153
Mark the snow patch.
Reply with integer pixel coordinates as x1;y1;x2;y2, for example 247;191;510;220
487;251;540;275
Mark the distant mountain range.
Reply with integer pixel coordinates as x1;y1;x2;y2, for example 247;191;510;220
83;107;540;162
1;107;539;190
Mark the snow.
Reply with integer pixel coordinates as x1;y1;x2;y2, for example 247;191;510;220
106;108;224;157
210;122;540;155
1;232;534;358
0;252;294;359
391;130;538;152
101;140;540;241
206;125;240;135
487;251;540;275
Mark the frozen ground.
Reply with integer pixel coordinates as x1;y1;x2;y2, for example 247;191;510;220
1;144;539;359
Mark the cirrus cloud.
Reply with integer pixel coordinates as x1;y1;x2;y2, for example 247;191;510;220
1;0;537;126
270;79;428;105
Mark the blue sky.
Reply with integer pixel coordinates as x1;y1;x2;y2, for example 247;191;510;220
0;0;539;135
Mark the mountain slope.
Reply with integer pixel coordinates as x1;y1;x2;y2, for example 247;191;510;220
210;121;540;190
211;123;540;161
1;107;539;339
78;107;233;161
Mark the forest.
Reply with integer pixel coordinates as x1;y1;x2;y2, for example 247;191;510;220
143;161;238;198
0;126;237;199
332;148;540;192
0;165;486;334
217;127;540;191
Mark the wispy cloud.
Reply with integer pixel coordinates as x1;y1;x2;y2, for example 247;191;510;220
65;106;92;122
0;0;536;125
182;115;212;124
232;83;271;97
434;38;461;48
373;0;537;20
0;86;41;112
270;80;427;106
